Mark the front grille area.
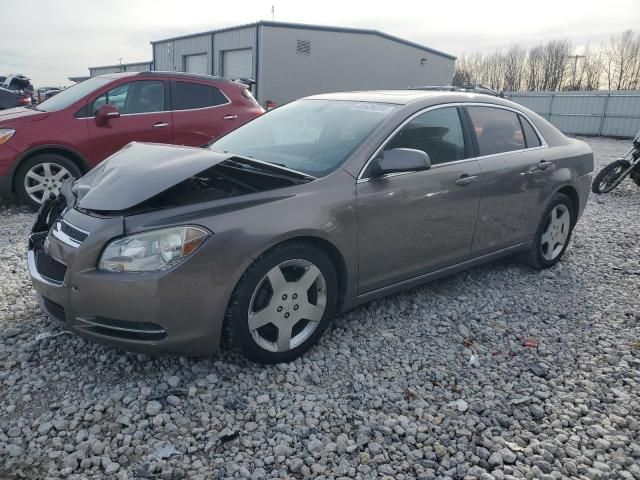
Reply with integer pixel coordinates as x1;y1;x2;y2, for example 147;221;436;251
43;297;66;322
60;222;88;243
35;249;67;284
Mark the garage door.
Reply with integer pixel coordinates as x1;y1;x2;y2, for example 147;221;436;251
184;54;208;74
222;49;253;79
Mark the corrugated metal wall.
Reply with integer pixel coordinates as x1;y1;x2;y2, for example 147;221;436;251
152;28;258;77
212;26;257;77
153;33;213;73
258;26;454;106
506;91;640;138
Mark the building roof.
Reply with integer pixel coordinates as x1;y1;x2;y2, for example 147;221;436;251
150;20;456;60
89;61;152;71
68;76;90;83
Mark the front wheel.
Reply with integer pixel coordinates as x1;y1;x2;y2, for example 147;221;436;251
520;193;574;270
227;243;337;363
15;153;82;208
592;159;630;194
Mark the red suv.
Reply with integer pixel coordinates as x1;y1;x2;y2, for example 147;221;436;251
0;72;264;207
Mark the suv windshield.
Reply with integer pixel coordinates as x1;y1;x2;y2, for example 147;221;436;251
209;99;397;176
36;77;113;112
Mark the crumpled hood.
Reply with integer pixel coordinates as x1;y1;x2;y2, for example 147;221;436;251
75;142;232;211
0;106;48;126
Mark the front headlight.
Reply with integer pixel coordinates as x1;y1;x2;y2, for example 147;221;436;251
0;129;15;145
98;226;210;272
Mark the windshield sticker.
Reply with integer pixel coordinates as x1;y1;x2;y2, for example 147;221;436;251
349;103;395;113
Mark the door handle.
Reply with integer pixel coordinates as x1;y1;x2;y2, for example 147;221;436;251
537;160;553;171
153;122;169;128
455;174;478;186
224;114;238;120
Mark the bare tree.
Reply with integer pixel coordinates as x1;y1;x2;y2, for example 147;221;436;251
452;66;472;86
454;30;639;92
525;45;545;91
541;39;571;91
603;30;640;90
581;44;603;90
503;45;527;91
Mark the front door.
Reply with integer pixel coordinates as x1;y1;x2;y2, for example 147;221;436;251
87;79;173;161
356;106;482;294
465;106;553;255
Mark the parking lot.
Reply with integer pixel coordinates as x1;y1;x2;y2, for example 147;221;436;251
0;136;639;479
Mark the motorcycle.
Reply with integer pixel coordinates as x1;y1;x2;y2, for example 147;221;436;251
592;131;640;194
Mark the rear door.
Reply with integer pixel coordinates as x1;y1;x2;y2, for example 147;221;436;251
171;80;240;146
465;105;552;255
356;106;482;293
86;79;173;160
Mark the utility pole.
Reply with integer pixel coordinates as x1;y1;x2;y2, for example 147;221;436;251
271;5;275;21
567;54;585;90
117;57;123;72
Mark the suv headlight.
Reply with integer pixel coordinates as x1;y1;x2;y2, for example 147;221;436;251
0;129;15;145
98;226;210;272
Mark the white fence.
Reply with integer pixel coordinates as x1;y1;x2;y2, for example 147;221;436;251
504;90;640;138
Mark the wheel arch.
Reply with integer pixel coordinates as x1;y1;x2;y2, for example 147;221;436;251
11;145;91;193
220;234;351;350
555;184;580;224
249;235;349;312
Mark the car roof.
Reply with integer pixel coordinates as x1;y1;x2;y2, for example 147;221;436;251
98;71;232;83
305;90;514;107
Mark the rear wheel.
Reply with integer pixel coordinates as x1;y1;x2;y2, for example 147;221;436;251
592;160;630;194
227;243;337;364
520;193;574;270
15;153;82;208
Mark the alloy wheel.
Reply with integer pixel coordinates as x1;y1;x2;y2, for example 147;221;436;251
248;259;327;353
23;162;71;204
540;204;571;261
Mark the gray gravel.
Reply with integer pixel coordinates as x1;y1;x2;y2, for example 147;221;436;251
1;136;639;479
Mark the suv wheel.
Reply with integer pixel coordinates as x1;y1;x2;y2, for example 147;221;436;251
15;154;82;208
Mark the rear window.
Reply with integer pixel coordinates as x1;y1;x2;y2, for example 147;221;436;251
173;82;228;110
467;106;526;156
519;115;542;148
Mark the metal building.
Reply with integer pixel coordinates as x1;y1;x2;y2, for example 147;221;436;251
151;21;455;106
88;61;153;77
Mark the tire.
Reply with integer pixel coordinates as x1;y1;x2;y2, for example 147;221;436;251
15;153;82;209
227;242;338;364
592;159;630;194
519;193;574;270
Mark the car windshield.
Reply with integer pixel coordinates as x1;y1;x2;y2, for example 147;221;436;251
36;77;113;112
209;99;397;176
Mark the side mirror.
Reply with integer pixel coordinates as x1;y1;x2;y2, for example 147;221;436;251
371;148;431;177
96;104;120;123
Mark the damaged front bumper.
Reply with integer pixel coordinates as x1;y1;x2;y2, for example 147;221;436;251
28;207;247;356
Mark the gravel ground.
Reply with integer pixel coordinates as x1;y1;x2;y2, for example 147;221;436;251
1;136;639;480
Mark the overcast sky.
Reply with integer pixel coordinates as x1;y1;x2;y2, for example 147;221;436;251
2;0;639;87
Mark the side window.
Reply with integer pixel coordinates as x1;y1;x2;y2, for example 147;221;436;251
173;82;228;110
385;107;465;166
467;106;526;156
519;115;542;148
91;81;165;115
